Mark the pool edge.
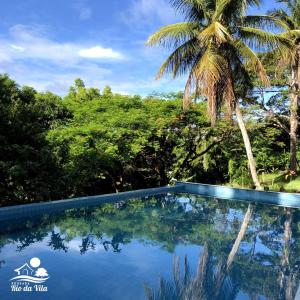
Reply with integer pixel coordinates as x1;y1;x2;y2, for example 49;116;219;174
0;185;184;221
176;181;300;208
2;182;300;220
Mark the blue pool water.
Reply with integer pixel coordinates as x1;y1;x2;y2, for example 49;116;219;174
0;193;299;300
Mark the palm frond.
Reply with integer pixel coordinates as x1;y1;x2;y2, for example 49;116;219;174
280;29;300;40
144;243;238;300
276;0;300;27
234;39;270;86
213;0;232;21
146;22;199;49
213;0;260;21
156;38;201;79
242;14;290;30
193;45;228;87
169;0;214;21
216;0;261;23
269;9;296;30
239;26;292;51
198;21;233;45
184;45;233;122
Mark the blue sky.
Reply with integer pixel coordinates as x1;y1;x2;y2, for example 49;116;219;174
0;0;284;95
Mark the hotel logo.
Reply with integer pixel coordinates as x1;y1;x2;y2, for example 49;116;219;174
10;257;49;292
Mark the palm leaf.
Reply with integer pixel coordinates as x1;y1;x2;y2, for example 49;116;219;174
234;39;270;85
183;45;232;122
169;0;214;21
280;29;300;40
213;0;233;21
156;38;202;79
239;26;292;51
268;9;296;30
198;21;233;45
146;22;199;49
242;14;290;30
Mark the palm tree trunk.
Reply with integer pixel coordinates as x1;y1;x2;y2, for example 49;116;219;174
279;209;294;300
214;204;253;299
235;102;263;190
226;204;253;269
289;58;299;173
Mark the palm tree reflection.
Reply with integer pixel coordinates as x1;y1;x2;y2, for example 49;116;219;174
144;204;298;300
144;204;253;300
145;242;240;300
279;209;299;300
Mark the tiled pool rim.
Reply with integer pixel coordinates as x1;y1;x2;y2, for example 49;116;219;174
1;181;300;221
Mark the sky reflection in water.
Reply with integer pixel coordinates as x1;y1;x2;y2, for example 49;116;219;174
0;194;299;300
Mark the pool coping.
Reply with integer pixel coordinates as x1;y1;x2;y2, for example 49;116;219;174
0;185;183;221
176;181;300;208
1;181;300;220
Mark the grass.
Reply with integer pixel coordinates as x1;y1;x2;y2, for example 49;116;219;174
227;172;300;193
279;176;300;192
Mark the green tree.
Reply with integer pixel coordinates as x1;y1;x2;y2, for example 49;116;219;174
75;78;85;89
103;86;112;96
146;0;290;190
267;0;300;173
65;78;101;105
0;74;70;205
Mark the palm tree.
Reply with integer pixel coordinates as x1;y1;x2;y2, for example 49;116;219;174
146;0;290;190
265;0;300;174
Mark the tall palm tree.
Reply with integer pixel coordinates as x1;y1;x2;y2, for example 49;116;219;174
265;0;300;174
146;0;290;190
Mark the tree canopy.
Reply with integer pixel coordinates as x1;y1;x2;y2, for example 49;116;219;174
0;74;297;206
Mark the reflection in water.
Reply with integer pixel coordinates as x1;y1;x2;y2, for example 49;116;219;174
144;203;300;300
144;243;237;300
0;194;300;300
226;204;253;270
0;260;5;269
48;230;68;252
144;205;253;300
279;209;298;300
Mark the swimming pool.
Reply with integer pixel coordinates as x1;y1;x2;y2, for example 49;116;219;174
0;188;300;299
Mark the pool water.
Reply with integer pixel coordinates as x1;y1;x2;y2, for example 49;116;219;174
0;194;299;300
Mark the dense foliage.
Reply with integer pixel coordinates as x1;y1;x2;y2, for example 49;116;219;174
0;74;297;206
0;1;300;206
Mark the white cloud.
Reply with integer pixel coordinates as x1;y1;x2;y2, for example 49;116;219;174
78;46;123;59
0;24;185;96
10;44;25;52
0;59;112;94
121;0;178;26
0;24;127;94
0;25;124;64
